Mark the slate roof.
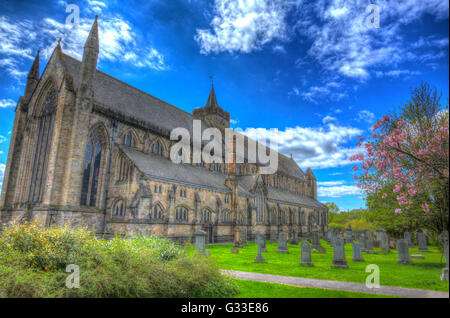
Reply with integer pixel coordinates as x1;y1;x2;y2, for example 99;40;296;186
267;187;327;209
119;145;251;195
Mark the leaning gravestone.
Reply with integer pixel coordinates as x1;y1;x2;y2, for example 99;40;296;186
417;231;429;252
380;231;390;254
345;223;353;244
277;232;289;253
311;230;321;250
352;242;364;262
254;234;266;262
404;231;413;247
332;237;349;269
194;229;210;256
365;233;374;254
439;231;449;281
300;241;313;266
397;239;412;265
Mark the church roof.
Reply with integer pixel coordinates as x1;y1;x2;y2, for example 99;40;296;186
119;145;251;195
267;187;326;209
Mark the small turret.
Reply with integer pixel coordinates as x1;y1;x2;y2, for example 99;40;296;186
78;16;99;97
24;50;40;103
193;83;230;131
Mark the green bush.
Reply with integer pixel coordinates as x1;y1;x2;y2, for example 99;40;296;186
0;222;238;298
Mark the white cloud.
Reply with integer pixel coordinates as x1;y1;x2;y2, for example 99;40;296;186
195;0;291;54
0;135;7;144
299;82;347;103
322;116;337;124
0;163;5;192
230;118;240;125
356;110;375;123
375;69;421;78
318;180;345;186
0;5;168;80
0;98;16;108
329;172;344;176
294;0;449;80
318;184;361;197
236;123;364;169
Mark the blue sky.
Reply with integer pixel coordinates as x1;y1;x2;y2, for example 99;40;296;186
0;0;448;211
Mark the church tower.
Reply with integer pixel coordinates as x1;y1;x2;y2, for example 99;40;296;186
193;83;230;132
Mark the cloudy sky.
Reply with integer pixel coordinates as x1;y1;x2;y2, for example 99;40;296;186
0;0;448;211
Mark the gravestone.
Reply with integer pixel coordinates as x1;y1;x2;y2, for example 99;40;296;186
397;239;412;265
277;232;289;253
359;233;366;252
331;237;349;269
311;230;321;250
411;254;424;259
289;231;299;245
345;223;353;244
439;231;449;281
270;230;277;242
404;231;413;247
327;231;333;243
380;231;390;254
194;229;210;256
254;234;266;262
352;242;364;262
256;232;267;252
365;233;374;254
417;231;428;252
300;241;313;266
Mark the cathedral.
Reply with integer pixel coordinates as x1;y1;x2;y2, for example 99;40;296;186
0;17;328;244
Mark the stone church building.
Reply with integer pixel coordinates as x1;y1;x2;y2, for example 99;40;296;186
0;17;328;244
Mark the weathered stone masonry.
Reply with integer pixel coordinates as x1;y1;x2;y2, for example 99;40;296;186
0;17;328;243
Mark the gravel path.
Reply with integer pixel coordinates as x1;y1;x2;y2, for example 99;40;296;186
222;270;449;298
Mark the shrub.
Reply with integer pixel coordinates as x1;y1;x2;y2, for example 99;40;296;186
0;222;239;298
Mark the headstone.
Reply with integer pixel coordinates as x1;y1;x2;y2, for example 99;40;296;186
194;229;210;256
289;231;299;245
300;241;313;266
359;233;366;252
380;231;390;254
411;254;424;259
327;231;332;242
352;242;364;262
311;230;321;250
417;231;428;252
277;232;289;253
254;234;266;262
345;223;353;244
439;231;449;281
331;237;349;269
270;230;277;242
365;233;374;254
397;239;412;265
256;232;267;252
404;231;413;247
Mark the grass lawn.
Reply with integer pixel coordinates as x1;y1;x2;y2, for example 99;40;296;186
207;240;449;292
232;279;400;298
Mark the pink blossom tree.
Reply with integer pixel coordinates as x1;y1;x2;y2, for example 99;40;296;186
351;83;449;234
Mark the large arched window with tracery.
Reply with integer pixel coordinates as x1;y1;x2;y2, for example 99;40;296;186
28;84;57;203
255;189;264;223
80;128;107;207
121;131;137;148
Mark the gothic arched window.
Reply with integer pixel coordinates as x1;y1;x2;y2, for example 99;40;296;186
121;131;136;148
151;140;164;156
80;129;106;207
255;189;264;223
28;84;57;203
113;200;125;217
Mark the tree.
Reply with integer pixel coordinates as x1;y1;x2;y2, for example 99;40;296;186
351;83;449;235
